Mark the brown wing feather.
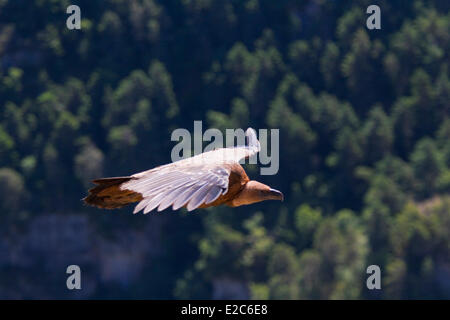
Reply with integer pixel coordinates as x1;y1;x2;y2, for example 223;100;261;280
83;176;143;209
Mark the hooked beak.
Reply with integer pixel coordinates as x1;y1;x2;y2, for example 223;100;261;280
268;188;284;201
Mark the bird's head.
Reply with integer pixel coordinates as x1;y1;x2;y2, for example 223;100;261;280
228;180;284;207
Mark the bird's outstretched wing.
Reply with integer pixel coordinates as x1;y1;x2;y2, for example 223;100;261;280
122;128;260;213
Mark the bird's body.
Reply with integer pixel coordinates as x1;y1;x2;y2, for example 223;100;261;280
83;128;283;213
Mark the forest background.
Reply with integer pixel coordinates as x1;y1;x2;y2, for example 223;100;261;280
0;0;449;299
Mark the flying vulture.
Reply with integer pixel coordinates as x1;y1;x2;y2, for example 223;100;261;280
83;128;283;214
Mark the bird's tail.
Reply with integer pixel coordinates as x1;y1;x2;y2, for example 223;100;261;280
83;176;143;209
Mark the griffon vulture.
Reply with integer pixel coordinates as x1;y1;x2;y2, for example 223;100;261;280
83;128;283;213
